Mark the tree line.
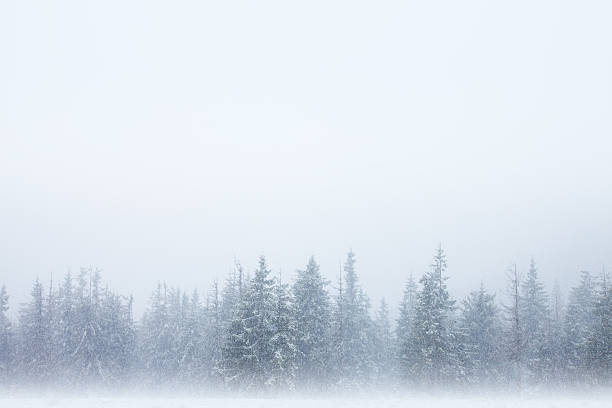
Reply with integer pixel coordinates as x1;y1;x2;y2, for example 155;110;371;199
0;246;610;392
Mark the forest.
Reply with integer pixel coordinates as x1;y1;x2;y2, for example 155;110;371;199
0;246;610;393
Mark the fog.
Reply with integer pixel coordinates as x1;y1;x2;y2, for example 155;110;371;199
1;0;611;320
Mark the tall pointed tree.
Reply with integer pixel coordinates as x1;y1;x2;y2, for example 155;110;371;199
373;298;393;384
140;282;174;384
17;278;49;384
548;280;565;379
564;270;595;383
206;282;224;384
221;261;244;329
407;245;457;385
520;259;551;382
269;272;297;390
292;256;331;389
588;271;612;383
0;285;12;383
460;283;501;385
331;250;374;386
397;274;417;378
221;256;277;390
503;264;522;388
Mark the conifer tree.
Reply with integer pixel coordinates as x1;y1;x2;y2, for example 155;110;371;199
548;280;565;380
292;256;331;389
221;261;244;329
0;285;12;383
564;271;596;382
205;282;224;384
331;250;374;386
179;289;206;383
503;264;522;388
58;273;78;380
407;245;457;385
269;273;297;390
17;278;49;384
588;271;612;383
397;274;417;378
221;256;277;390
45;275;62;381
460;283;501;385
141;282;175;384
373;298;393;384
520;259;551;383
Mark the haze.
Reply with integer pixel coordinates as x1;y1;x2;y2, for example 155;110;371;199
1;0;611;316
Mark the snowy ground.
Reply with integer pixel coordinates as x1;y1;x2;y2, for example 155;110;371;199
1;396;612;408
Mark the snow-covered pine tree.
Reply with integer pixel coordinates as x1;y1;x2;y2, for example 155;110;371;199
357;288;377;385
17;277;49;385
118;294;136;381
407;245;458;385
520;259;551;383
220;261;244;330
0;285;12;384
140;282;175;385
268;272;297;390
588;270;612;383
373;298;394;385
459;283;501;385
96;288;135;384
548;280;565;381
503;263;522;389
45;275;62;383
331;250;374;387
204;282;224;385
564;270;595;382
72;268;101;383
165;286;185;382
70;268;101;384
220;310;249;389
179;289;206;384
57;272;78;381
221;256;277;390
292;256;331;390
397;274;417;380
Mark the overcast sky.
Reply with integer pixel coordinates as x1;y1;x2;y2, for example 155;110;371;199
1;0;611;317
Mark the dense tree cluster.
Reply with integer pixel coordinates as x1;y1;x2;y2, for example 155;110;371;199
0;247;610;392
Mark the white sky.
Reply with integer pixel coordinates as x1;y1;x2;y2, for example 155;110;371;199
1;1;611;317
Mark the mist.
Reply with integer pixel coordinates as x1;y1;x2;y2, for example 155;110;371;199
1;0;611;404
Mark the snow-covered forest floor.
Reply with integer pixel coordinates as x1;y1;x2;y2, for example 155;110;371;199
1;395;612;408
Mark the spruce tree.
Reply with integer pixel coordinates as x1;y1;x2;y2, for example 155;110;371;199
407;245;457;385
45;275;62;382
397;274;417;378
269;273;297;390
221;256;277;390
292;256;331;389
503;264;522;388
588;271;612;383
331;250;374;387
141;282;175;384
17;278;49;384
459;283;501;385
220;261;244;330
373;298;393;384
205;282;224;384
58;272;78;380
0;285;12;384
548;280;565;380
520;259;551;383
179;289;206;383
564;271;596;382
